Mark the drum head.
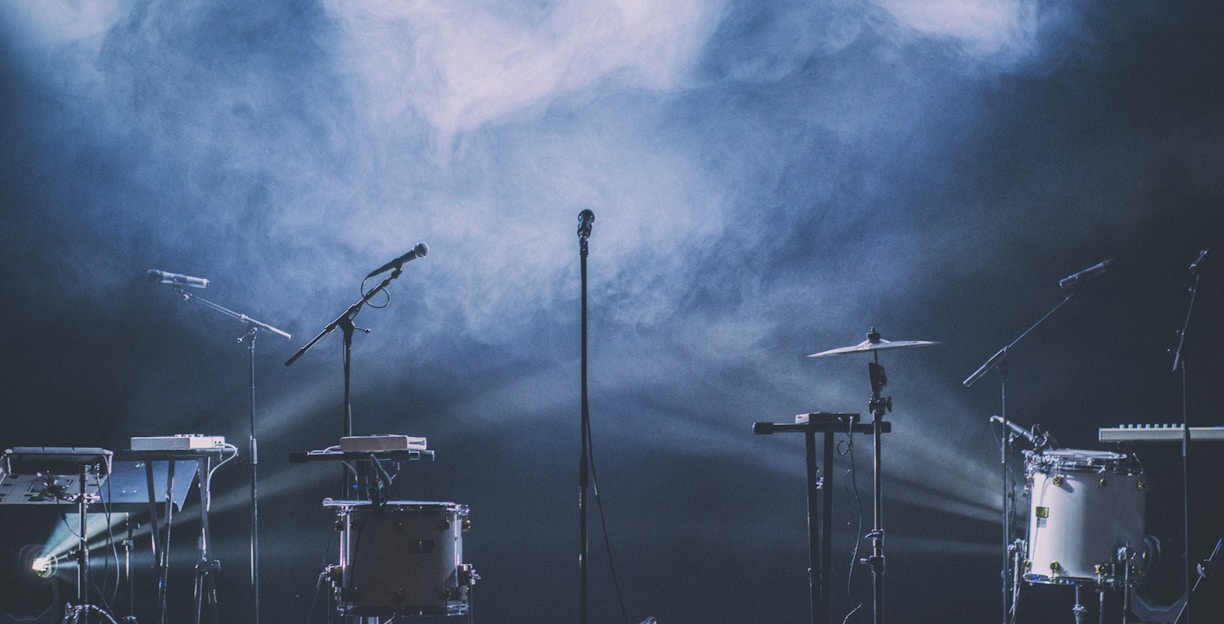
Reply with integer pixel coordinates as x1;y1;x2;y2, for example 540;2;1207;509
1027;449;1132;473
1043;449;1127;463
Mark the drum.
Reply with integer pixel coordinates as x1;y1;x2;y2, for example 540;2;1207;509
1024;449;1146;586
340;501;475;616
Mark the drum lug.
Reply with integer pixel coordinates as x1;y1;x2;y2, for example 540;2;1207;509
458;563;479;587
1052;475;1065;487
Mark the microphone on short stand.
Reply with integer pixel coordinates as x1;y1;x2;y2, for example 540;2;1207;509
366;242;429;278
989;415;1038;446
1058;259;1113;289
147;270;209;289
1190;248;1208;273
577;209;594;241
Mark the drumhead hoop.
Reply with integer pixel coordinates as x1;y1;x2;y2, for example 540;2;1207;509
1026;448;1137;473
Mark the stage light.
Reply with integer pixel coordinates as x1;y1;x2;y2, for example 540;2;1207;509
30;553;57;579
16;544;59;584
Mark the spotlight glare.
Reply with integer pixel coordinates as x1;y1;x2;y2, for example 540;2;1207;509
30;554;57;579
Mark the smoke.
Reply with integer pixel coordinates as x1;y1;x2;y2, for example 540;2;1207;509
1;0;1219;621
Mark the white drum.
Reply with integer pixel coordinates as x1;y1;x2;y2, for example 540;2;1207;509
341;501;475;616
1024;449;1146;586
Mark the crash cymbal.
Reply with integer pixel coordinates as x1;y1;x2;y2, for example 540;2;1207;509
807;327;939;358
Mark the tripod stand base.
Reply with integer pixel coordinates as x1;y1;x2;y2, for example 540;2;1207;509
61;603;119;624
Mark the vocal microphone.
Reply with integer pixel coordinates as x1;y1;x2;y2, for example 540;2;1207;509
366;242;429;278
147;270;209;289
989;415;1037;446
1190;248;1208;273
577;209;595;241
1058;259;1112;289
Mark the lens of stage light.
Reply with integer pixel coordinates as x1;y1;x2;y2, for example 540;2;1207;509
30;554;56;579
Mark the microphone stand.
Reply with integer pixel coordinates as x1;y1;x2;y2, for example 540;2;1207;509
169;287;291;624
1170;251;1206;624
284;267;405;497
963;291;1075;624
576;212;592;624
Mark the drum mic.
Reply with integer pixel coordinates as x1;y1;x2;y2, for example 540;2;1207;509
1032;425;1059;450
989;415;1038;446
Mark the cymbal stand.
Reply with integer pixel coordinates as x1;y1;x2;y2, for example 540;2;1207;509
1170;248;1207;624
963;291;1075;624
169;287;291;624
864;356;891;624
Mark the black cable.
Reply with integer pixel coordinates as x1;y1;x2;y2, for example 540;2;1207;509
585;417;632;624
839;423;866;624
305;527;338;624
101;473;120;611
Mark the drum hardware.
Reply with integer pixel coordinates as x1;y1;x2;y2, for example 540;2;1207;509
1021;448;1148;624
322;500;477;620
808;327;937;624
1023;450;1146;588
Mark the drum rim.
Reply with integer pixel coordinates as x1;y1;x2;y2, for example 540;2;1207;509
1041;449;1128;461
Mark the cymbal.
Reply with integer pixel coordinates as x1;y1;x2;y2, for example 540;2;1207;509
807;327;939;358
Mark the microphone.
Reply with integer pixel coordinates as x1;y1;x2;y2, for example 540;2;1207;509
366;242;428;278
989;415;1037;446
1058;259;1112;289
1190;248;1208;273
577;209;594;241
1032;425;1059;450
147;270;209;289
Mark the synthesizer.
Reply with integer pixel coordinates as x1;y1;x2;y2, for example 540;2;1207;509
1098;424;1224;443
